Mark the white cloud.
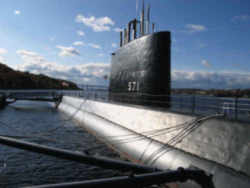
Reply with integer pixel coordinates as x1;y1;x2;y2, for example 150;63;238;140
98;53;104;57
56;46;80;57
232;15;250;22
112;43;117;48
201;60;211;67
88;43;102;49
49;37;55;42
16;49;110;85
0;48;8;55
14;50;250;89
185;24;206;33
0;56;6;63
172;70;250;89
76;14;115;32
17;61;110;85
14;10;21;15
77;30;85;36
73;41;85;46
113;28;123;32
17;50;45;63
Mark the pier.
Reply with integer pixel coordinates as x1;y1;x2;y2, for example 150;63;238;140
0;90;62;108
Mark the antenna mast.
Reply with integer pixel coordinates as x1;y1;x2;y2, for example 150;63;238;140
140;0;145;36
146;4;150;34
136;0;139;18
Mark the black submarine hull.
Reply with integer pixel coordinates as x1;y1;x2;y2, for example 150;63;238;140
109;32;171;108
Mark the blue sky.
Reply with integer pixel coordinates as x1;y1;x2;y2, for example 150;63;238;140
0;0;250;88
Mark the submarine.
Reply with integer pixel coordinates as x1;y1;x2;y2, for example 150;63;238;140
0;2;248;187
57;1;250;188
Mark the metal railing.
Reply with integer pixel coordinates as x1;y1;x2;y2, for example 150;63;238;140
62;88;250;123
1;88;249;122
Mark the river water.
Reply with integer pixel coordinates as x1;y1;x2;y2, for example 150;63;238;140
0;101;119;187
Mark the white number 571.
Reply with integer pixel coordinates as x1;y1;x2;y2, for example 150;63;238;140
128;81;139;92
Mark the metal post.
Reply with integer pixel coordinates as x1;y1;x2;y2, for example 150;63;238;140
24;168;214;188
120;31;123;47
133;19;137;40
0;135;157;173
124;28;127;44
235;97;238;121
146;4;150;34
180;95;182;111
140;0;145;36
127;23;131;42
152;23;155;33
192;95;196;114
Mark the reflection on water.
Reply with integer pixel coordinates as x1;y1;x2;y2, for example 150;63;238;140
0;101;118;188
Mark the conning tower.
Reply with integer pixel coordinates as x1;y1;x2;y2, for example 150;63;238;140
109;1;171;108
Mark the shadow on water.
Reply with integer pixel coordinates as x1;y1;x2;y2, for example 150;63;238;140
0;101;119;188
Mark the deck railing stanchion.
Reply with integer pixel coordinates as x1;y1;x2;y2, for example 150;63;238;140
192;95;196;114
235;97;238;121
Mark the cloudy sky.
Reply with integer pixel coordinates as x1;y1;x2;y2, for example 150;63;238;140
0;0;250;89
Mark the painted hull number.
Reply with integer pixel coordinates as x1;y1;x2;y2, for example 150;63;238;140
128;81;140;92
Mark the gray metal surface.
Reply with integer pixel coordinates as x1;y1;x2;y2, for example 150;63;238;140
62;96;250;176
58;97;250;188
